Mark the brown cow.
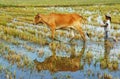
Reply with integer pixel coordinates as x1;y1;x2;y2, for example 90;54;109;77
34;13;86;41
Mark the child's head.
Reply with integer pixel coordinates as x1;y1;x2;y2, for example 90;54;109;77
105;14;111;22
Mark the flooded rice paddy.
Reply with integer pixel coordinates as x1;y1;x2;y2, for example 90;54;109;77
0;6;120;79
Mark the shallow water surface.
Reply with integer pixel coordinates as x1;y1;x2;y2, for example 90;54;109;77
0;38;120;79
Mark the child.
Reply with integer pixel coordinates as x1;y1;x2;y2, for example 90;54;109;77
101;14;111;40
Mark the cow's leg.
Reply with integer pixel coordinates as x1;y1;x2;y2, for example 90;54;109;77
69;29;75;42
49;27;55;40
78;26;86;41
73;25;86;42
49;24;56;40
52;28;55;39
50;24;62;42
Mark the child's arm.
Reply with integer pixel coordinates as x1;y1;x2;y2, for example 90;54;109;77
101;22;108;27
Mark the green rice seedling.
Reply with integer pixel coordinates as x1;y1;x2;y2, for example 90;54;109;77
118;54;120;59
0;45;7;54
8;50;15;55
9;74;13;79
0;15;13;26
1;35;7;41
86;51;93;60
43;27;49;33
113;25;120;30
0;65;3;72
26;29;36;35
111;60;119;71
4;46;10;51
23;56;31;67
107;62;113;71
79;63;84;70
13;21;25;27
107;61;119;71
70;45;76;58
16;62;23;68
112;16;120;24
87;69;92;76
38;49;44;57
12;54;21;62
98;33;104;39
17;17;33;23
74;35;81;40
115;33;120;38
0;33;20;45
49;42;58;52
100;59;108;69
4;50;22;65
87;31;93;39
103;73;112;79
12;40;20;46
91;15;98;22
1;25;47;45
24;45;33;52
66;75;71;79
13;70;16;79
0;42;4;50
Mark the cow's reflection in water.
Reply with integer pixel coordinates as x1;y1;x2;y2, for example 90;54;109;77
34;39;119;73
34;43;85;72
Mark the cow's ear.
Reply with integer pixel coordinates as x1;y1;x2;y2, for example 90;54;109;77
37;13;39;15
36;13;39;16
37;13;41;18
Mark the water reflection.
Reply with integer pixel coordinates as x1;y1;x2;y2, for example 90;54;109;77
34;39;119;72
34;43;86;72
100;39;119;71
104;40;112;59
33;39;119;79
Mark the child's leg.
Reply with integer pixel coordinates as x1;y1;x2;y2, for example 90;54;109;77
107;31;110;38
105;31;108;40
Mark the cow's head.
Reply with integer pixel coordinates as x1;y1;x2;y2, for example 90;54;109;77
33;13;43;25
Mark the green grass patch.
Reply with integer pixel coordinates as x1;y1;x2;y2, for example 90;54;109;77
0;14;13;26
0;0;120;7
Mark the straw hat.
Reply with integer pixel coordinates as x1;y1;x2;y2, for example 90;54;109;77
105;14;111;18
105;14;111;22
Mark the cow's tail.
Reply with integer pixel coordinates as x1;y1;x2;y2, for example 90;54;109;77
80;16;87;26
79;15;90;38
